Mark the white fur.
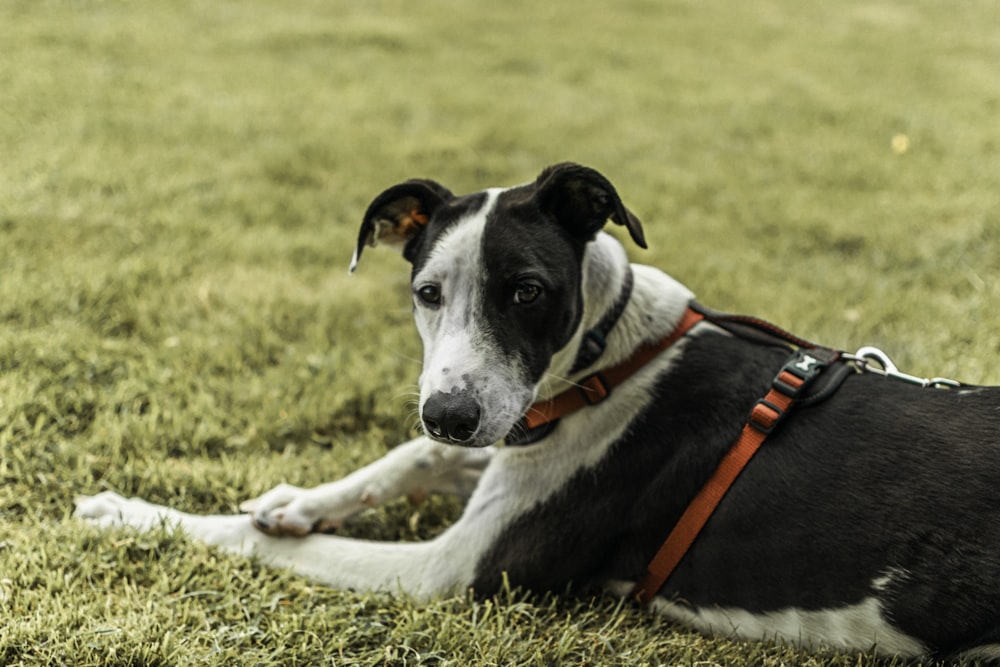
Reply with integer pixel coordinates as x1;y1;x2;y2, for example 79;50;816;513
662;597;926;657
237;436;493;536
956;644;1000;661
601;579;925;657
412;189;535;446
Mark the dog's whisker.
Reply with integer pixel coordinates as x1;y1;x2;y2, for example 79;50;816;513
403;410;424;433
523;404;548;419
392;387;421;403
541;372;586;392
390;353;424;367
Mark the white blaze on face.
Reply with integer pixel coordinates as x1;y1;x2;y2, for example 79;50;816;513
412;189;534;446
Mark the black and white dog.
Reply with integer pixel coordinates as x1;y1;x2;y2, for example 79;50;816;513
76;163;1000;661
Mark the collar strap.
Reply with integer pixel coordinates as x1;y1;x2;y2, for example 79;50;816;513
517;307;705;437
569;267;635;375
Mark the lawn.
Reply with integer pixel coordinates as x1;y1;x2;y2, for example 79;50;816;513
1;0;998;665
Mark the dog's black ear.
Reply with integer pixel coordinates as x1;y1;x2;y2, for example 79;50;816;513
534;163;646;248
351;179;454;272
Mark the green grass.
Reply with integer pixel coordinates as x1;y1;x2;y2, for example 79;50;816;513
1;0;998;664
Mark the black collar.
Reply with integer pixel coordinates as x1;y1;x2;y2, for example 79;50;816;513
568;266;634;375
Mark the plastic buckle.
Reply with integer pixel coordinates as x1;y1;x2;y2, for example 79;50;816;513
580;330;607;362
772;350;829;398
772;369;807;398
748;398;784;434
577;372;612;406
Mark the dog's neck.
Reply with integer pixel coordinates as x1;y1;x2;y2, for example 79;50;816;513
535;233;695;401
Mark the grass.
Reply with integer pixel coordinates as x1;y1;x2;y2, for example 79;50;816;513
1;0;998;664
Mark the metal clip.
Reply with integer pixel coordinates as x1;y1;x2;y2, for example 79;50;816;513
845;346;962;389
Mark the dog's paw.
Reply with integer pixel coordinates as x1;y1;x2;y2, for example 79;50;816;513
240;483;349;537
74;491;179;532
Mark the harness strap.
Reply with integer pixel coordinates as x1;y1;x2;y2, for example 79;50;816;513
630;346;841;605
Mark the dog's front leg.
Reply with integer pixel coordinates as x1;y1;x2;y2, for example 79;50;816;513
73;491;472;596
240;436;494;536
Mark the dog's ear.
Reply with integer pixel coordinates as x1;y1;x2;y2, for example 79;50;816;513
535;163;647;249
351;179;454;272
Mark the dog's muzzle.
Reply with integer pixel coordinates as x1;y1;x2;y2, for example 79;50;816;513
422;391;482;444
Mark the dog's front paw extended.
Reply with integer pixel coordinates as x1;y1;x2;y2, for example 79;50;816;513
240;483;349;537
74;491;179;532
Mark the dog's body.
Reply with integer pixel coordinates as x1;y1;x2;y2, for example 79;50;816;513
76;164;1000;661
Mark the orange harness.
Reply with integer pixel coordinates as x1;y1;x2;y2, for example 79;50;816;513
516;303;843;606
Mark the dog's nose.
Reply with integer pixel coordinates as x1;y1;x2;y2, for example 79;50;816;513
422;392;481;443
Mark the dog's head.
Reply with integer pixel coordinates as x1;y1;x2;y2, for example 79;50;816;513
353;163;645;447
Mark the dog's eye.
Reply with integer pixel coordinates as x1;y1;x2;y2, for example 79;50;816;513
513;281;542;305
416;284;442;306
